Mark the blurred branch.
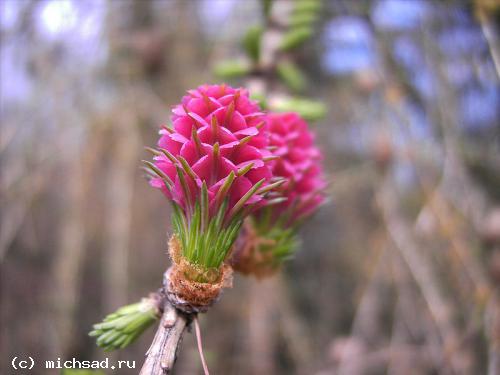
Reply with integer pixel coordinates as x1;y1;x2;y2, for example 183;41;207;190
247;279;277;375
52;157;87;355
475;1;500;77
388;254;444;373
103;103;141;309
275;273;314;374
377;176;464;373
320;343;441;375
485;292;500;375
337;242;389;375
0;169;48;260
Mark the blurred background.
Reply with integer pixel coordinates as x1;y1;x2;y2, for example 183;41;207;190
1;0;499;374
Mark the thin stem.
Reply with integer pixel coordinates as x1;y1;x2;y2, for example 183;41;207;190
194;315;210;375
139;273;189;375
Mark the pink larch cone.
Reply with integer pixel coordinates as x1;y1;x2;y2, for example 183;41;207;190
150;84;277;221
232;112;327;277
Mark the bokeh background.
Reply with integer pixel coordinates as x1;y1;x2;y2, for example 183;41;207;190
1;0;499;374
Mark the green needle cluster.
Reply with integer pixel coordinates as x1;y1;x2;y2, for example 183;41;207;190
252;214;299;263
172;200;243;271
262;226;298;264
89;299;160;351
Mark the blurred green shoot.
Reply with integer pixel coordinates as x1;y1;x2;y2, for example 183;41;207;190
294;0;321;14
214;60;251;79
250;91;268;109
261;0;273;18
277;61;307;92
269;96;327;121
243;25;263;63
280;27;313;51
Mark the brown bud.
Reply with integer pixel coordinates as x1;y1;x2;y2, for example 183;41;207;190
372;135;393;170
481;209;500;245
488;248;500;285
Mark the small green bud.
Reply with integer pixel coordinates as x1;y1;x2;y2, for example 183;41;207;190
270;96;327;121
289;12;318;28
276;61;307;92
261;0;273;18
279;27;313;51
214;60;251;79
90;297;160;351
250;92;268;109
294;0;321;14
243;25;263;63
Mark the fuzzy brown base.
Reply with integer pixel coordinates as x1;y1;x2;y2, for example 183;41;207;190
166;236;232;313
231;221;280;279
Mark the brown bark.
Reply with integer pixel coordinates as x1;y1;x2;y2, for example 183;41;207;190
140;301;189;375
